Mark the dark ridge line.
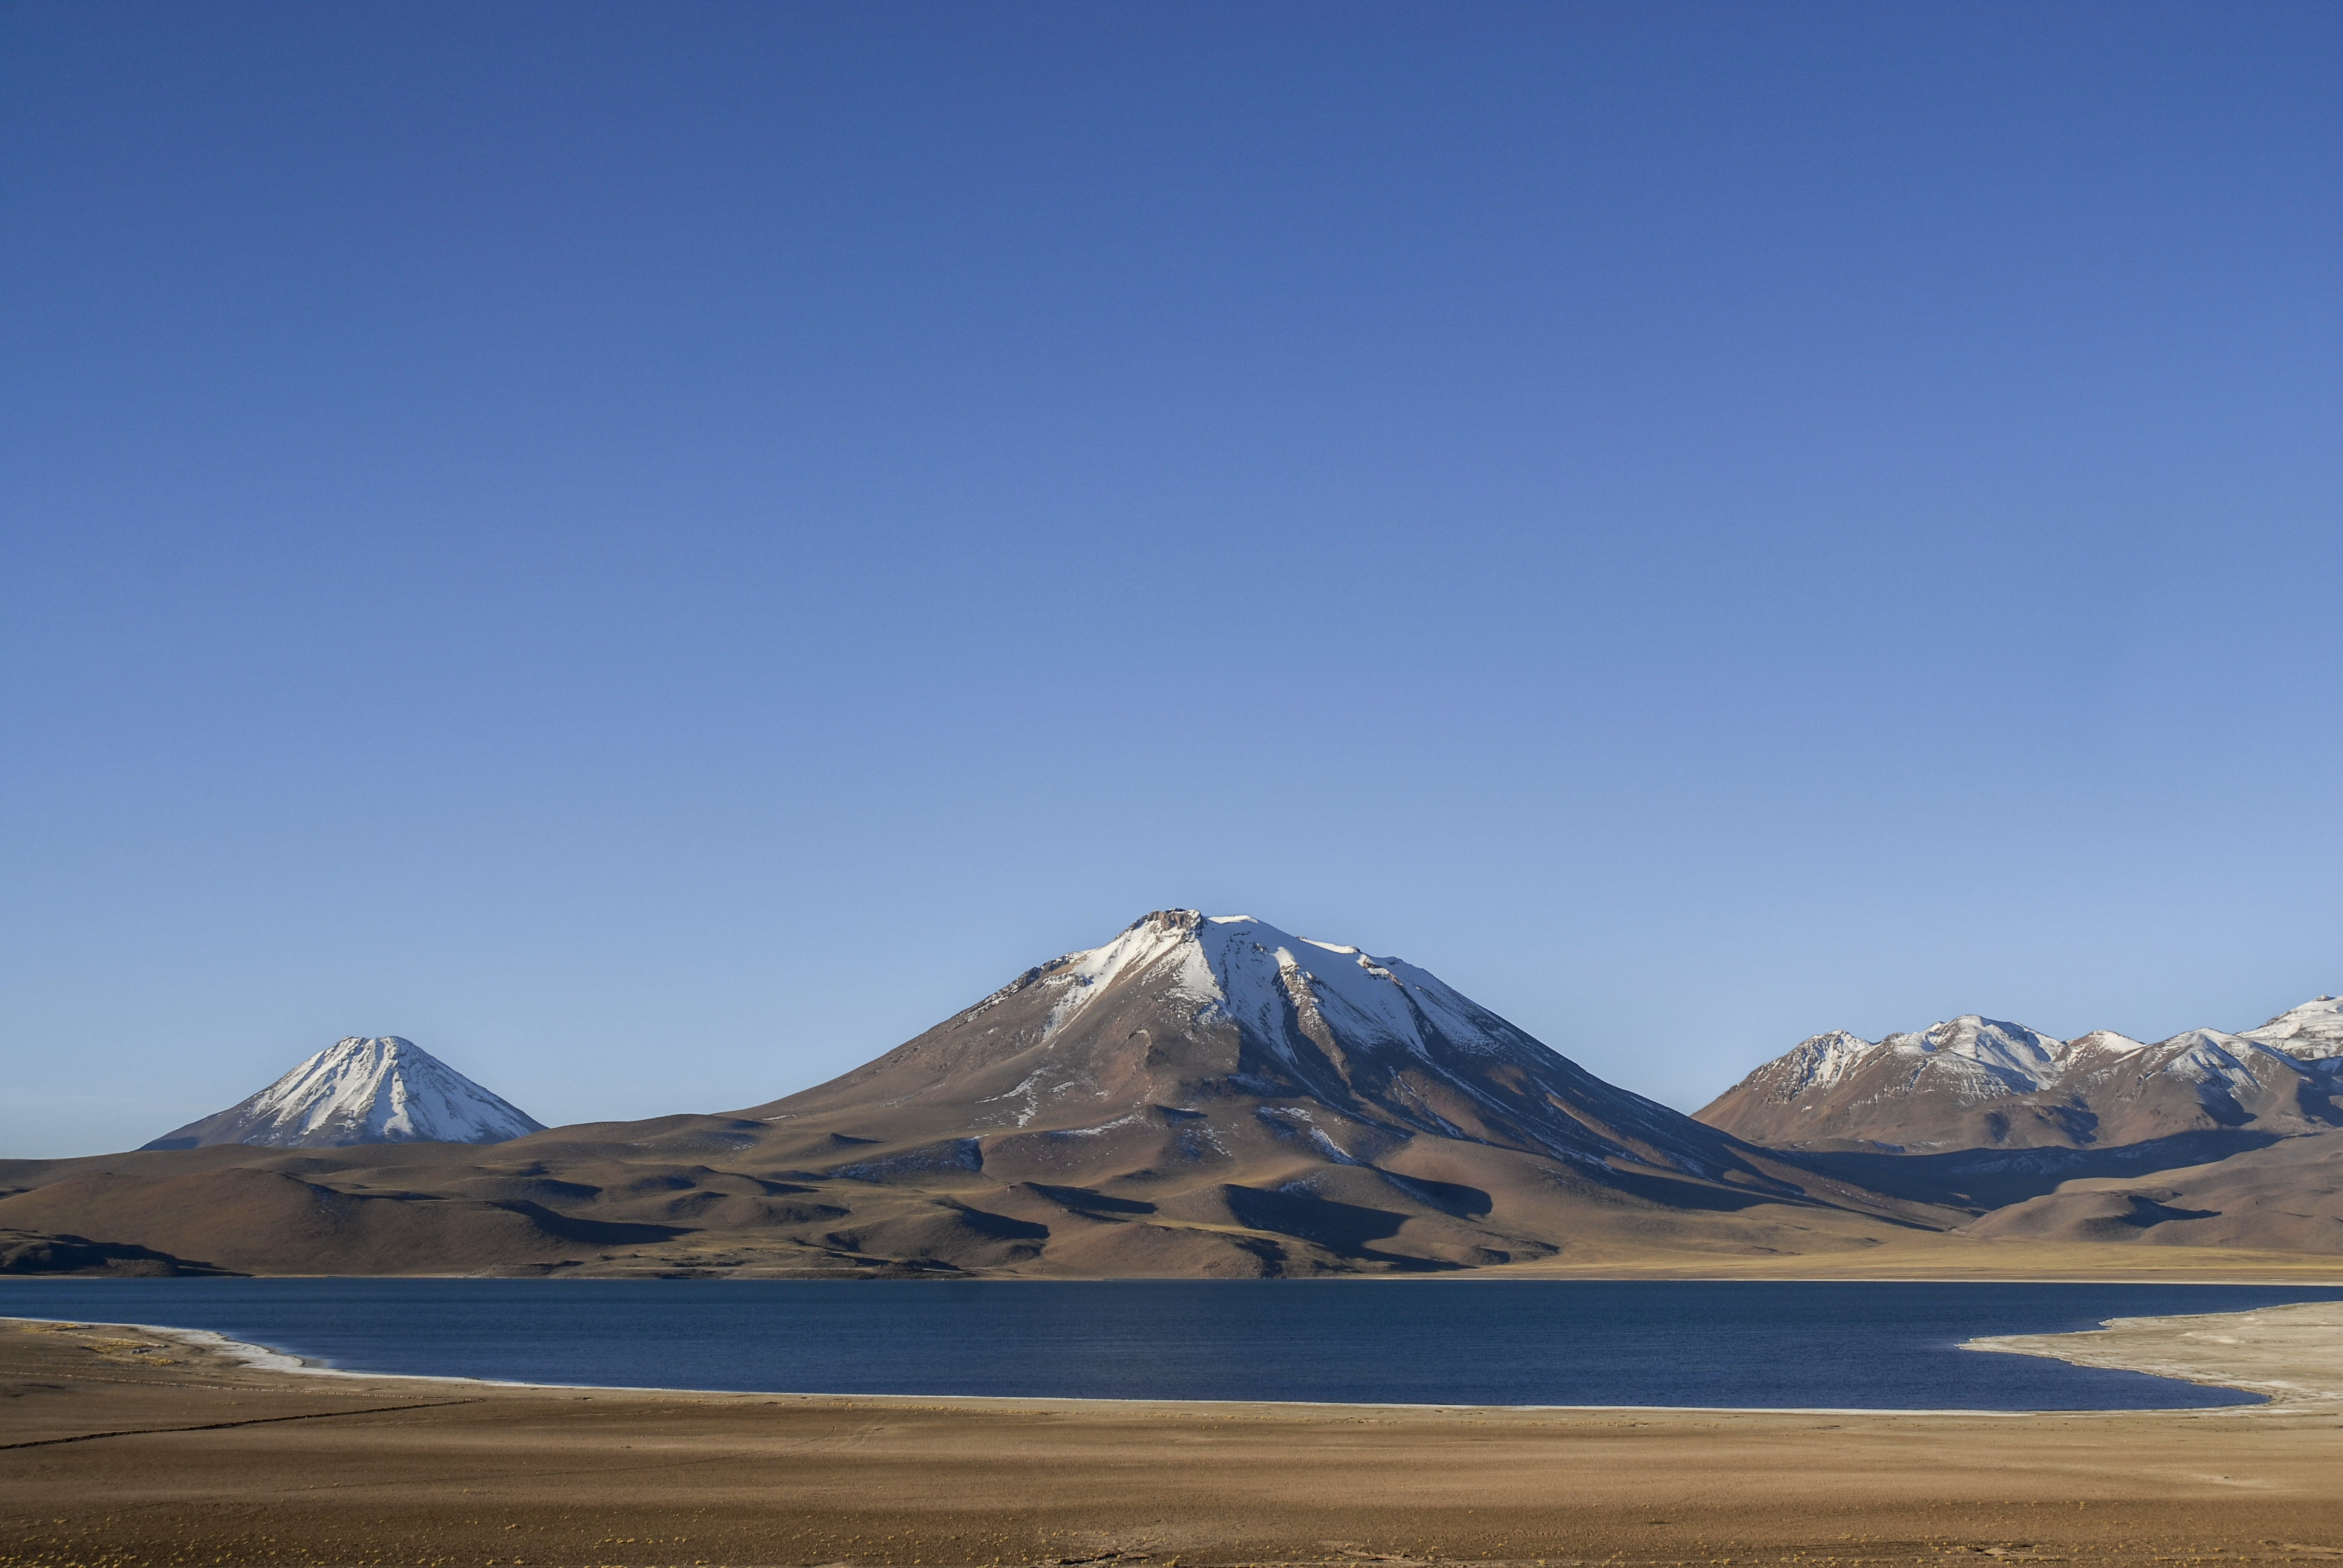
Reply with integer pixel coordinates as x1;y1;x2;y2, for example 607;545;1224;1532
0;1397;483;1451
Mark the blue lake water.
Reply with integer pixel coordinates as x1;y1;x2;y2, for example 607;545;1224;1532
4;1278;2336;1411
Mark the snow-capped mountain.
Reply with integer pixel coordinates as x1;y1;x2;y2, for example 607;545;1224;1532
753;909;1755;1180
1697;999;2343;1151
143;1036;545;1150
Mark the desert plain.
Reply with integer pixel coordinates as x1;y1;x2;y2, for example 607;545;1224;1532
5;1302;2342;1568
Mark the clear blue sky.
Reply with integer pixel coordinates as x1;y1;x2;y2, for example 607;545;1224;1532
5;2;2338;1158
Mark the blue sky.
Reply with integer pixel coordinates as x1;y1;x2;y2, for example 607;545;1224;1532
4;2;2338;1158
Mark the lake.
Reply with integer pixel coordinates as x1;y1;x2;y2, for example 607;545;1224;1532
3;1277;2335;1410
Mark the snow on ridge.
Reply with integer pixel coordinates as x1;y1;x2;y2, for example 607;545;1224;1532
1193;914;1514;1060
1882;1016;2068;1086
1038;912;1220;1042
2152;1031;2272;1092
2119;1027;2314;1094
1763;1030;1879;1094
2240;995;2343;1060
1751;992;2343;1103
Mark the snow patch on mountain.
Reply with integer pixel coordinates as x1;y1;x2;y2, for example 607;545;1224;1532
1766;1031;1879;1093
2123;1029;2302;1096
1201;915;1510;1060
1882;1016;2069;1087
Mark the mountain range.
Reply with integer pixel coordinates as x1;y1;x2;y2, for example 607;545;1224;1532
1697;998;2343;1150
1688;996;2343;1256
1;912;2338;1277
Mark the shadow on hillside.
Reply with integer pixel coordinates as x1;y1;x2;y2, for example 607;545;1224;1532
1772;1128;2286;1211
1596;1166;1798;1213
1221;1184;1460;1270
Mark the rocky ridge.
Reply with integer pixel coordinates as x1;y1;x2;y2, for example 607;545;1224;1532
1698;998;2343;1151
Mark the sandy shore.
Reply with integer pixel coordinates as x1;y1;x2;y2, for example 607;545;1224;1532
1967;1299;2343;1410
6;1311;2343;1568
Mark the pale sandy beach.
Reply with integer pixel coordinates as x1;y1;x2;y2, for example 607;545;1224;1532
5;1305;2342;1568
1968;1300;2343;1411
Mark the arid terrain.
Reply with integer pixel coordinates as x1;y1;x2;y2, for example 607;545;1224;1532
5;1307;2342;1568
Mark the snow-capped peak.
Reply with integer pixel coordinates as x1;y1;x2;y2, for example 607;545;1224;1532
1881;1015;2069;1087
2240;995;2343;1061
1771;1030;1881;1092
1029;909;1516;1060
2134;1027;2293;1093
144;1036;546;1150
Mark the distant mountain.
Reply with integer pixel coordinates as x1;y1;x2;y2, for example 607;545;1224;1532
1697;999;2343;1151
143;1036;545;1150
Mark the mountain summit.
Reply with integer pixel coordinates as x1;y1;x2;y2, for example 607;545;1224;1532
2237;996;2343;1060
143;1036;545;1151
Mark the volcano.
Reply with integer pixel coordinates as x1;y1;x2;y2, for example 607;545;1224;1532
752;909;1742;1177
142;1036;545;1151
701;910;1939;1274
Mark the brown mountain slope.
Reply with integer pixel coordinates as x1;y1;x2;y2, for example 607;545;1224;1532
0;1166;683;1275
1962;1129;2343;1252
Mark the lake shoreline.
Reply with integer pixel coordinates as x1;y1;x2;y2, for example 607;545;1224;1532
1965;1299;2343;1410
7;1277;2333;1411
0;1312;2200;1417
15;1296;2338;1415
